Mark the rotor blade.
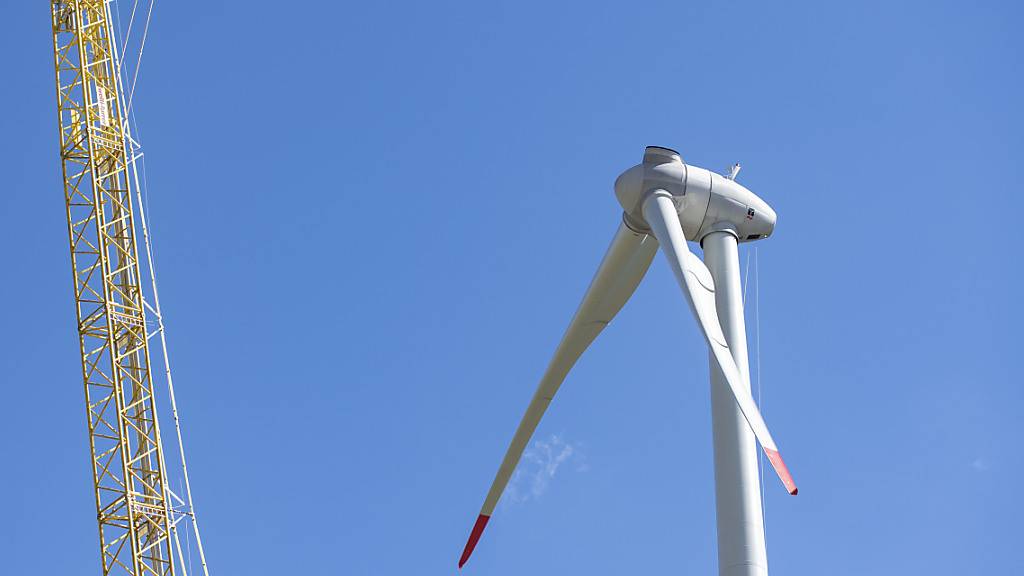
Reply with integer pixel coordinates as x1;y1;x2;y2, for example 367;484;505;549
459;218;658;568
641;190;797;496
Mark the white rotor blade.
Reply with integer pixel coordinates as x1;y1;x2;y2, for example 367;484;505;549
641;190;797;496
459;219;658;568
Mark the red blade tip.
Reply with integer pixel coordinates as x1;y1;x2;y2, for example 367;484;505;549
764;448;798;495
458;514;490;569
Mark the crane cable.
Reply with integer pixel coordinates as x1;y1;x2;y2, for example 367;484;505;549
742;247;768;550
119;0;141;62
109;2;211;575
123;0;153;116
754;247;766;547
112;0;157;116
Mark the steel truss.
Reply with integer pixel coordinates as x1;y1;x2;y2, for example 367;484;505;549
50;1;176;574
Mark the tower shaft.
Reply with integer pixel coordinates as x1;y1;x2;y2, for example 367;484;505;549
704;231;768;576
50;1;176;574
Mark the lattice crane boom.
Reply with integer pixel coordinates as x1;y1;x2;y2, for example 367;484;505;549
49;2;203;574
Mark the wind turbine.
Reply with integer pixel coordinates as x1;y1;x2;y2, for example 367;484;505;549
459;146;797;575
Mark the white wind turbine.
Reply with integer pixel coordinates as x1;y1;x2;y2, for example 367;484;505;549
459;146;797;575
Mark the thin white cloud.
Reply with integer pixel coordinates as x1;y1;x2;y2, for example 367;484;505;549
970;457;990;472
503;434;586;508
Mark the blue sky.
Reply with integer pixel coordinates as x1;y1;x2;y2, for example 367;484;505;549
3;0;1022;574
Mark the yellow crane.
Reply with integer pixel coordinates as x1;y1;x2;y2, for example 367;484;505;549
49;2;208;574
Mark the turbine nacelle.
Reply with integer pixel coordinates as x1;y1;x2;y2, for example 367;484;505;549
614;146;777;242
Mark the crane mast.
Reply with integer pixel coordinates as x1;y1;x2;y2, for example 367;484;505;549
49;2;198;574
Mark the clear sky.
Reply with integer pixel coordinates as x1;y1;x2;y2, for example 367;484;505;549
3;1;1022;574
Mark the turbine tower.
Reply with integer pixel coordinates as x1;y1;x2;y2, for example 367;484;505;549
459;146;796;575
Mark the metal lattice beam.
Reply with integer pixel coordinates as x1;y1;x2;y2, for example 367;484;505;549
50;1;176;574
